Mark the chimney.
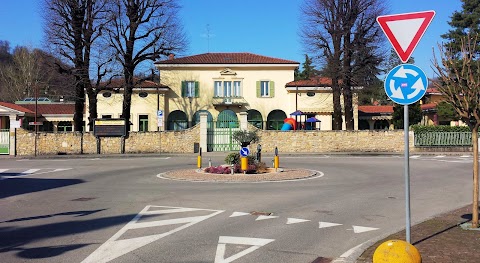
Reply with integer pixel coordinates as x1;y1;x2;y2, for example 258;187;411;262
169;54;175;60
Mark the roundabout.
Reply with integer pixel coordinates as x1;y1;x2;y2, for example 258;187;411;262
156;168;324;183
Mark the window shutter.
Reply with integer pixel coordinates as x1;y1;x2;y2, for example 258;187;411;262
195;81;200;97
269;81;275;97
181;81;186;97
256;81;261;97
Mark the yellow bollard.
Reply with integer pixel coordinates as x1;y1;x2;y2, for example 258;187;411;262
197;155;202;169
241;157;248;173
274;155;279;169
373;240;421;263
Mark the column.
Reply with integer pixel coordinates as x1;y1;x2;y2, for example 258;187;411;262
53;121;59;133
9;115;17;156
239;112;248;130
368;120;375;130
199;112;208;152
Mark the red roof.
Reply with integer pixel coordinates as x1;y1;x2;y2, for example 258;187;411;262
101;78;166;88
426;87;442;94
20;104;75;115
155;53;299;64
358;105;394;114
421;103;437;110
0;102;34;113
286;77;333;87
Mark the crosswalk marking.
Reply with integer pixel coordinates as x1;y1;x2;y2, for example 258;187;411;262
82;205;224;263
352;225;379;233
214;236;274;263
256;215;279;221
319;222;343;229
22;169;40;174
286;218;310;225
0;168;72;179
229;212;250;217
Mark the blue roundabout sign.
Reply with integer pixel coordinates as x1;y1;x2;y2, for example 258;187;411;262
384;64;428;105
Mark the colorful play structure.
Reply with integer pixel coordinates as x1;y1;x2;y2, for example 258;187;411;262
281;118;297;130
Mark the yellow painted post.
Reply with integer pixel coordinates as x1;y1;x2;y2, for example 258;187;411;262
197;147;202;169
373;240;421;263
241;157;248;174
274;146;279;171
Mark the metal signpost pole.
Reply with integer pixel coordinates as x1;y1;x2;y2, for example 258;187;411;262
404;105;411;243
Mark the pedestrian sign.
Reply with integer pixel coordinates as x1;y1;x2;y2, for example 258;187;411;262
384;64;427;105
239;147;250;157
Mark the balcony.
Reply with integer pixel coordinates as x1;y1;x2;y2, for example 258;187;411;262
212;96;248;107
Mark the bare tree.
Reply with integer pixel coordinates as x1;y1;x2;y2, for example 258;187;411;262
301;0;343;130
106;0;187;134
433;34;480;228
44;0;110;131
301;0;386;130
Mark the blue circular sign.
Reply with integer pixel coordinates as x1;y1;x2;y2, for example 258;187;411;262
240;147;250;157
384;64;428;105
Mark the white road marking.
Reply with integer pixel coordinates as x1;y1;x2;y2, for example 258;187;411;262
0;169;8;173
22;169;40;174
82;205;223;263
286;218;310;225
460;155;471;158
229;212;250;217
214;236;274;263
435;155;446;158
255;215;279;221
352;225;379;233
410;155;420;159
319;222;343;229
0;169;7;180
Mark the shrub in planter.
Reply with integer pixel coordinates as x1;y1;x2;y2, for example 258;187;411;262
225;152;256;165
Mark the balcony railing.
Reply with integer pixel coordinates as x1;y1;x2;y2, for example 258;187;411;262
212;96;248;106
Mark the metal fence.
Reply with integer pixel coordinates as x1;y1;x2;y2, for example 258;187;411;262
414;132;473;147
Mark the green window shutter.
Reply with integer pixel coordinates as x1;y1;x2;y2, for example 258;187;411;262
181;81;186;97
269;81;275;97
256;81;261;97
195;81;200;97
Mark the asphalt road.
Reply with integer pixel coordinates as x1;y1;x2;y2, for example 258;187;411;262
0;153;473;263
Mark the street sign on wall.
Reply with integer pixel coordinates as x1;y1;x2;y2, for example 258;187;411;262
377;11;435;63
93;119;126;137
384;64;428;105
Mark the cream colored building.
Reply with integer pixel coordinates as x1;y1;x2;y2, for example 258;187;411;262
87;52;359;133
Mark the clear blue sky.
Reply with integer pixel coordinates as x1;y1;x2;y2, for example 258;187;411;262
0;0;463;78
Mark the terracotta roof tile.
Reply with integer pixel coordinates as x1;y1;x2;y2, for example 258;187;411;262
358;105;394;114
100;78;166;88
421;103;437;110
0;102;34;113
286;77;333;87
155;52;299;64
20;104;75;115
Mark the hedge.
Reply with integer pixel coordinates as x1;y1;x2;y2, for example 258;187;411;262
411;125;470;134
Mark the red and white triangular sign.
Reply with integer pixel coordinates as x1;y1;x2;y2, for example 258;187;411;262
377;11;435;63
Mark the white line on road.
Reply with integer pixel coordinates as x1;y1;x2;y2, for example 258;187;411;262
255;215;279;221
214;236;274;263
286;218;310;225
229;212;250;217
352;225;379;233
319;222;343;229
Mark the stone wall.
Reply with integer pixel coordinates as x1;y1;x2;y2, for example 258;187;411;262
15;125;200;156
250;130;414;153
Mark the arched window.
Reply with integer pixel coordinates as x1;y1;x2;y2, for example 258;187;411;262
266;110;287;130
247;109;263;129
192;110;213;127
216;109;239;128
167;110;188;131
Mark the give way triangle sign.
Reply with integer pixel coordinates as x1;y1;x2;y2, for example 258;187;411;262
377;11;435;63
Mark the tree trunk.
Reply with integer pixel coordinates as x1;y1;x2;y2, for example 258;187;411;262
343;85;354;130
472;126;479;228
73;75;85;132
332;77;343;130
86;83;97;132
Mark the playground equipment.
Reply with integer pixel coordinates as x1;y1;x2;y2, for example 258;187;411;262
281;118;297;130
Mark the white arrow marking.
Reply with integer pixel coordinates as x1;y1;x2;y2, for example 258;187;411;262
352;225;379;233
407;77;426;99
286;218;310;225
0;169;8;173
461;155;471;158
435;155;446;158
229;212;250;217
255;215;279;221
82;205;223;263
389;79;404;99
319;222;343;229
214;236;274;263
410;155;420;159
393;66;419;78
22;169;40;174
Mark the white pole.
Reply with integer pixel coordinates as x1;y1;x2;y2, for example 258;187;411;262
404;105;411;243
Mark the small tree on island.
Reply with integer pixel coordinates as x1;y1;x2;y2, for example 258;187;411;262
232;130;260;147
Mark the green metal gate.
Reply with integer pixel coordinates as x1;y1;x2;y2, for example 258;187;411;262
207;110;240;152
0;129;9;155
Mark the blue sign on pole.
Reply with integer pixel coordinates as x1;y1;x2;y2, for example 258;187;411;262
240;147;250;157
384;64;428;105
157;110;163;117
